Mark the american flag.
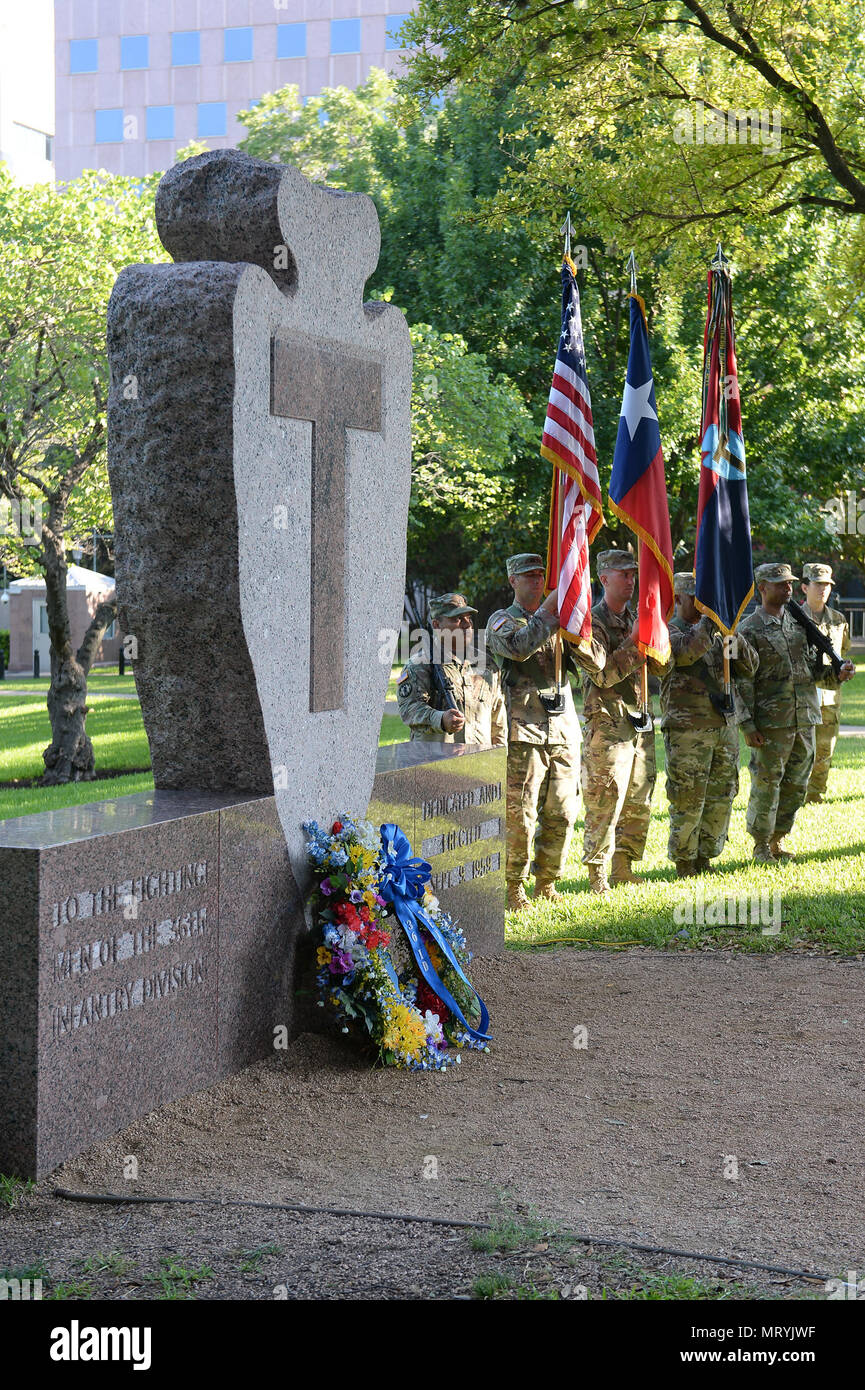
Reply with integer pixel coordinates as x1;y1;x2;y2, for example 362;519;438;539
542;258;604;649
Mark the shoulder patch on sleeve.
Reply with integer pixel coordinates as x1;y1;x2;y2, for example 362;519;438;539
492;616;508;631
397;668;411;685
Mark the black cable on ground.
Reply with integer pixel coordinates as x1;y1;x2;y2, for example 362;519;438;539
52;1187;830;1284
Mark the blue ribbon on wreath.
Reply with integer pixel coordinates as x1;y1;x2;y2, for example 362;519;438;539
377;823;491;1043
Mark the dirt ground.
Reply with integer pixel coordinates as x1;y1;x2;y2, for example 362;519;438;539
3;948;863;1299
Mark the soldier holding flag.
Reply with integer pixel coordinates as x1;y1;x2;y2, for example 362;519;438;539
583;259;672;894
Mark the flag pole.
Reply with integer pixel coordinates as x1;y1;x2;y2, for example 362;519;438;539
709;242;734;711
627;251;652;731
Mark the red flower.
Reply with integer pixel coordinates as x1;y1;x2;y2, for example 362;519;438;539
332;821;343;833
417;977;448;1022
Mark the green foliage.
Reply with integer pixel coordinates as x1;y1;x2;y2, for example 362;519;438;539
0;165;167;576
240;63;865;587
0;1173;35;1208
145;1258;214;1300
0;630;9;665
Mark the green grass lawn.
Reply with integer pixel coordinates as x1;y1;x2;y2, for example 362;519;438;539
0;683;410;820
508;732;865;955
3;665;863;959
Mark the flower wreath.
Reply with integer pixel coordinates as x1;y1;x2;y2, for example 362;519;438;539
303;815;491;1071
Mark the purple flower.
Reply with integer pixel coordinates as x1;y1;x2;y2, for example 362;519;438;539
349;889;364;903
328;949;354;975
320;878;333;895
375;894;387;907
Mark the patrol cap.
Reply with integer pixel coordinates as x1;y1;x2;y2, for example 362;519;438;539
597;548;638;574
802;562;833;583
506;553;545;577
755;562;798;584
673;571;696;596
428;591;477;619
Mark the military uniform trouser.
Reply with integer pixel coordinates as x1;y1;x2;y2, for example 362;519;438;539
581;724;656;865
746;727;815;843
506;742;578;883
807;708;840;797
664;726;739;864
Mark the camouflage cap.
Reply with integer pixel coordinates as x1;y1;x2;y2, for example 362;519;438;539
506;553;545;577
755;562;798;584
802;562;833;583
429;592;478;619
597;548;638;574
673;571;696;596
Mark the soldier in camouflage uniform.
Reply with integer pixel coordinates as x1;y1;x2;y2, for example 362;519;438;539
581;550;671;894
737;562;855;863
797;562;851;803
486;553;606;911
661;573;758;875
396;592;507;746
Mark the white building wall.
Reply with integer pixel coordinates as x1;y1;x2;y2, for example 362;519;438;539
54;0;416;184
0;0;55;185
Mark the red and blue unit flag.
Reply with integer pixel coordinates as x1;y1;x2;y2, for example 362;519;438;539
694;260;753;634
608;291;674;660
542;257;604;651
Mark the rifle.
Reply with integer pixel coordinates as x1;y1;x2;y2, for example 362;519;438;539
785;601;845;679
403;594;458;712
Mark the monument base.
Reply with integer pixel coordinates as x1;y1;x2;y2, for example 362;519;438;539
0;743;505;1179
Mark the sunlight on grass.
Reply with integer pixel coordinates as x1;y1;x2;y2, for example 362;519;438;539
507;734;865;954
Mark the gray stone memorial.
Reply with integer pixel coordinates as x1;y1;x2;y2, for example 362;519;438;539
0;151;505;1181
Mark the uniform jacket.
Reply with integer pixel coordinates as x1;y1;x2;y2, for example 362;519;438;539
736;606;844;733
660;614;758;731
582;598;671;740
396;658;507;746
797;602;850;712
485;601;605;747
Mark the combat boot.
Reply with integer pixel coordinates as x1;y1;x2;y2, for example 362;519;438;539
696;856;715;874
675;859;698;878
769;836;794;861
752;842;777;865
587;864;610;895
535;878;563;903
610;851;639;885
506;881;530;912
805;792;824;804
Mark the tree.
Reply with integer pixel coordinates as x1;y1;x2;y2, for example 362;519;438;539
399;1;865;289
239;66;865;592
0;166;165;782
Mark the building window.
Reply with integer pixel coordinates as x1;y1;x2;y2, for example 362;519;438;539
172;31;200;66
197;102;227;137
330;18;360;54
224;27;253;62
386;15;411;49
39;604;49;634
277;23;306;59
146;106;174;140
70;39;98;73
120;36;149;70
95;109;124;143
104;618;116;640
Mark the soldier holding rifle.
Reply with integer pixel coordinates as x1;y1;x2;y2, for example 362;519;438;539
736;562;855;863
396;592;507;747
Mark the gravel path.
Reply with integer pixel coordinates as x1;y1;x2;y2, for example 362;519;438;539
2;948;862;1297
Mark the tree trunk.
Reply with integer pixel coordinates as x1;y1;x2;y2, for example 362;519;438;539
39;502;117;785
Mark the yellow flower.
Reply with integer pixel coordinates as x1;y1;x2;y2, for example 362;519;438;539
382;1003;427;1058
427;941;443;971
363;890;377;910
316;947;332;966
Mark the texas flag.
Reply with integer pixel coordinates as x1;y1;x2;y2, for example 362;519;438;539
608;292;674;660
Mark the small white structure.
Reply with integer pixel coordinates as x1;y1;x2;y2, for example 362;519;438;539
5;565;119;672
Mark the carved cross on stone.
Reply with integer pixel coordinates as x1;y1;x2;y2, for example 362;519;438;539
271;340;382;712
107;149;412;882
